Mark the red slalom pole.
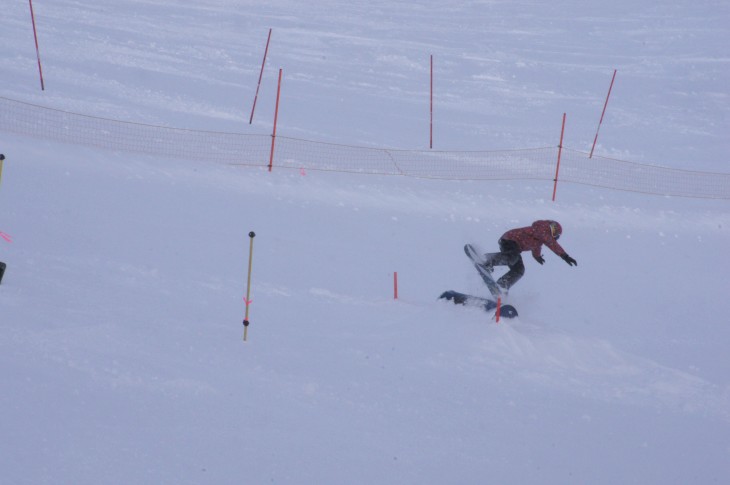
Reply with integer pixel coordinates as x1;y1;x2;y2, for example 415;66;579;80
495;297;501;323
552;113;566;202
268;69;282;172
394;272;398;299
249;28;272;124
589;69;617;158
28;0;45;91
429;54;433;149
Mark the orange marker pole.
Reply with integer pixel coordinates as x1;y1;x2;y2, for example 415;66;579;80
552;113;566;202
28;0;45;90
589;69;617;158
249;28;272;124
429;54;433;149
268;69;282;172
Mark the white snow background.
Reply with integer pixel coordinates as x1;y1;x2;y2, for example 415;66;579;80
1;0;730;483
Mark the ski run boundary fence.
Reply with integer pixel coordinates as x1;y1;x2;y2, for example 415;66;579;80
2;96;729;200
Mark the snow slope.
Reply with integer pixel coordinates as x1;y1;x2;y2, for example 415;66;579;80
1;1;729;484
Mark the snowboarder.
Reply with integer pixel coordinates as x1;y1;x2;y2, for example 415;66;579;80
480;220;577;290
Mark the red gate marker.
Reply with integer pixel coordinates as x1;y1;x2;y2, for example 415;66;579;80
552;113;566;202
429;54;433;149
589;69;617;159
249;28;272;124
268;69;282;172
28;0;45;90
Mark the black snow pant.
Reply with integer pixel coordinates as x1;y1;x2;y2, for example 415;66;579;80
484;239;524;290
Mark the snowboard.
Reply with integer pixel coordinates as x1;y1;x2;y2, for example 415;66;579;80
464;243;502;298
439;290;518;318
438;243;519;319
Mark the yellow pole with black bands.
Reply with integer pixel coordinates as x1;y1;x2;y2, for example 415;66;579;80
243;231;255;341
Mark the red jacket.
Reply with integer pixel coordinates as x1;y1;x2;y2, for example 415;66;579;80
502;220;566;259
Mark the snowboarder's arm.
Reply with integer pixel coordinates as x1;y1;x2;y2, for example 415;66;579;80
541;229;576;265
544;238;566;257
561;254;577;266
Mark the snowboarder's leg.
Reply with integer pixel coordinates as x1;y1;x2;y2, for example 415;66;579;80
491;239;524;290
0;261;6;284
482;238;521;270
479;253;497;272
497;255;524;290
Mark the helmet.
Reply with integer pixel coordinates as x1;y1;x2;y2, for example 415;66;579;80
549;221;562;240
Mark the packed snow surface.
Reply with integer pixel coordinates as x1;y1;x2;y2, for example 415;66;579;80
1;1;729;483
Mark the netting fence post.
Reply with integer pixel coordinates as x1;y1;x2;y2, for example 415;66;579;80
28;0;45;91
552;113;566;202
430;54;433;149
268;68;282;172
589;69;617;158
249;28;272;125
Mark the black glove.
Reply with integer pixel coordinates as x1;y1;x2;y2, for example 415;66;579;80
561;254;577;266
533;254;545;265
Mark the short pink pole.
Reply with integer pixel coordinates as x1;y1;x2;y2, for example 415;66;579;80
552;113;566;202
28;0;45;91
268;69;282;172
394;272;398;299
249;28;272;124
589;69;617;158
